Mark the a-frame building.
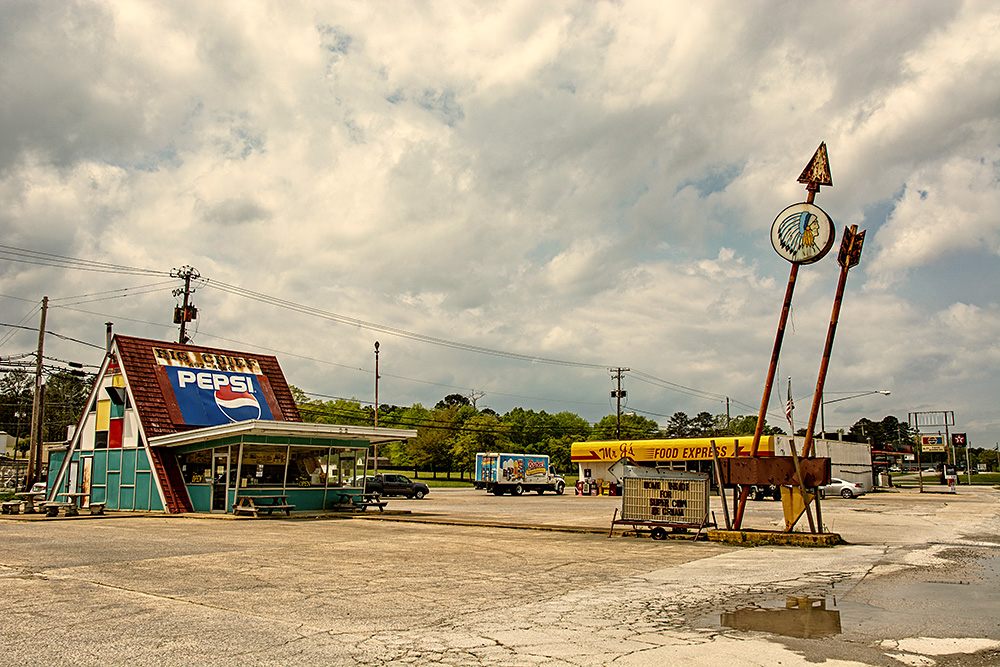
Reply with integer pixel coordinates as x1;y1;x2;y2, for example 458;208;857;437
47;335;415;513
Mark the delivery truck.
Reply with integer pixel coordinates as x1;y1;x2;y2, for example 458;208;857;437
474;452;566;495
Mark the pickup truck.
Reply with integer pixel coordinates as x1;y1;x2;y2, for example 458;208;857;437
363;473;429;499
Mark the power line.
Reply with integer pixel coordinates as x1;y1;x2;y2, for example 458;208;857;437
0;244;170;276
202;279;610;370
1;246;772;419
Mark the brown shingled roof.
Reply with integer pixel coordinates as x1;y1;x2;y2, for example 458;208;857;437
113;335;301;440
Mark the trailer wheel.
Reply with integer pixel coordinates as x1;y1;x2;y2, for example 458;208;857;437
512;484;523;496
650;527;667;541
555;482;565;495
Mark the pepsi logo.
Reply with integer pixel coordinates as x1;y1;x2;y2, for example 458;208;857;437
215;383;262;422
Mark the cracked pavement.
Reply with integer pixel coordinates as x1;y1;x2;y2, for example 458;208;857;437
1;486;998;666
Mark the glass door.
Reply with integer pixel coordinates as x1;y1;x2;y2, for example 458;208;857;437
211;451;230;511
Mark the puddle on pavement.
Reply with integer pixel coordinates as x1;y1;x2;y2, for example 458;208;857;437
720;595;843;639
701;551;1000;641
697;588;884;640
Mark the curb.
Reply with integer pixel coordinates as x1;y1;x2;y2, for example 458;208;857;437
707;529;843;547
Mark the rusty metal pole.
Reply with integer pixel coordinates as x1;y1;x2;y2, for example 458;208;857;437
801;225;865;458
734;263;797;529
735;143;834;529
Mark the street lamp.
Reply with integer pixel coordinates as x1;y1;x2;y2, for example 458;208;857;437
820;390;891;438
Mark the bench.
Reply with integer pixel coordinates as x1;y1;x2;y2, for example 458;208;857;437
41;501;76;517
232;503;296;517
1;501;21;515
89;502;106;515
354;495;387;512
232;495;295;518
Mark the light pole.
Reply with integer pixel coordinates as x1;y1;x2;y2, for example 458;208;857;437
820;390;891;438
373;341;380;475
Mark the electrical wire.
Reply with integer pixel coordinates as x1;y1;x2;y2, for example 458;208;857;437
0;245;775;421
202;279;610;369
0;244;170;276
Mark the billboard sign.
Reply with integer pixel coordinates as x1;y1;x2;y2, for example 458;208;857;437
160;363;274;426
921;435;946;453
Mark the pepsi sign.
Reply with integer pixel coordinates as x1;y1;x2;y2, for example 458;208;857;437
164;367;274;426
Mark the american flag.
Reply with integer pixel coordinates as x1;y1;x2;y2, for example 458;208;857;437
785;377;794;427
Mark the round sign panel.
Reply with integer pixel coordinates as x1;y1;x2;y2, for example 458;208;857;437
770;202;835;265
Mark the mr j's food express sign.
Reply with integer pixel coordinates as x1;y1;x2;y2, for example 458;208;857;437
571;436;775;463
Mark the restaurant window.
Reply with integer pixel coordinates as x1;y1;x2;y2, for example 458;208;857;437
285;447;329;487
178;450;213;484
330;449;365;487
238;445;288;488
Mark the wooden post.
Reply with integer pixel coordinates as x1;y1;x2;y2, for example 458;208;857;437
710;440;732;530
25;296;47;490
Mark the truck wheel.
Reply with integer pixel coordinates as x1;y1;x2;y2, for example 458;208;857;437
751;486;764;501
555;482;565;495
492;487;505;496
414;489;425;500
512;484;523;496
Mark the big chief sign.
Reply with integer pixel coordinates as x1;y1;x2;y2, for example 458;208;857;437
153;347;275;426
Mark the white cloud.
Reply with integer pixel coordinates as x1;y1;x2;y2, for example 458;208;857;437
1;0;998;444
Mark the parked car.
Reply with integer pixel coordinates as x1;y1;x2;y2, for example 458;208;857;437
363;473;429;499
820;478;866;499
737;484;782;501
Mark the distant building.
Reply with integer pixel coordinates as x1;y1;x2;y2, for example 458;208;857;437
0;431;15;458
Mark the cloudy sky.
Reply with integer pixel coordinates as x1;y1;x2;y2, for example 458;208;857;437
1;0;998;447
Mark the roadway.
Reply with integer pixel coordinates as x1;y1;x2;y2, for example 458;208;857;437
1;485;998;665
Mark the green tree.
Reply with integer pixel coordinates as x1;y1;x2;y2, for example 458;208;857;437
590;413;660;440
721;414;785;436
41;371;90;442
665;411;693;437
435;393;471;409
407;405;461;471
0;369;33;455
690;411;718;436
290;387;370;426
451;412;510;473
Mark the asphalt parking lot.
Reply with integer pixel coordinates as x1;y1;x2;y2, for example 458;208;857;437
2;486;999;666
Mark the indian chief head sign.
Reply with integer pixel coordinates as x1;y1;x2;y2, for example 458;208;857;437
770;202;835;265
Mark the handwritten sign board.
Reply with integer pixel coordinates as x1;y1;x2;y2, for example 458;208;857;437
620;469;709;526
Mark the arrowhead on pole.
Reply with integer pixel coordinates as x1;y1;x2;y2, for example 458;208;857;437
798;142;833;191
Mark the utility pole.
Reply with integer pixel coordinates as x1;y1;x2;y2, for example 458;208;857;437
25;296;47;490
610;368;629;439
171;266;200;344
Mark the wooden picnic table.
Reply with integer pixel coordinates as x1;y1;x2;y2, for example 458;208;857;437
232;494;295;517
